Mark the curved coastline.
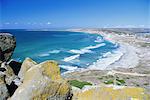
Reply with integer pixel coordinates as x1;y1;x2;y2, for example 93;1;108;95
63;29;140;73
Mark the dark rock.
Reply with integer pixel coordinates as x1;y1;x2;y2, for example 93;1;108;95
0;33;16;62
0;73;10;99
0;67;6;72
6;81;18;96
9;61;22;75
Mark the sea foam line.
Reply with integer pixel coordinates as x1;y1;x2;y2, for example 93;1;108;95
94;36;103;43
88;48;124;70
48;50;61;54
38;49;61;57
88;43;139;70
63;54;80;62
59;65;78;71
70;43;106;54
38;53;50;57
63;43;106;62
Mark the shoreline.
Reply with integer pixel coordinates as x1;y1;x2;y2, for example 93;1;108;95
64;28;150;93
63;29;139;72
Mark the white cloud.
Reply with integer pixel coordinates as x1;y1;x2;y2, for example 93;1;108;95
47;22;51;25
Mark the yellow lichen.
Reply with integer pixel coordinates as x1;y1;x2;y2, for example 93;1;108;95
73;86;150;100
40;60;61;80
11;59;71;100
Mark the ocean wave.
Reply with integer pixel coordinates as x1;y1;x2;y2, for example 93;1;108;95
48;50;61;54
38;50;61;57
88;50;124;70
63;54;80;62
70;49;92;54
84;43;105;49
102;52;112;57
38;53;50;57
59;65;78;71
94;36;103;43
64;43;106;62
70;43;106;54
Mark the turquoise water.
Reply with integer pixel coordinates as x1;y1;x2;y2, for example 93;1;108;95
0;29;119;72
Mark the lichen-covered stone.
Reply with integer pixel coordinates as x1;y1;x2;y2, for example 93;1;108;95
10;58;72;100
18;58;37;81
0;72;9;99
5;64;17;85
0;33;16;63
72;85;150;100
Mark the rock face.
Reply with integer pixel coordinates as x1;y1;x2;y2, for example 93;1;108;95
0;33;16;99
18;58;37;81
0;33;16;63
0;72;10;100
4;64;17;85
72;86;150;100
10;58;72;100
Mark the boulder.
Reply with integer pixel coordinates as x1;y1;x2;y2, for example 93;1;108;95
0;72;9;99
18;58;37;81
9;61;22;75
72;85;149;100
5;64;17;85
10;58;72;100
0;33;16;63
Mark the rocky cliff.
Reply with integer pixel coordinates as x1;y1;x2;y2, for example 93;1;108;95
0;33;16;63
10;58;72;100
0;33;149;100
0;33;72;100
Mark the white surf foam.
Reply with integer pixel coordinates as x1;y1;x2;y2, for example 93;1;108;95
88;44;139;70
70;43;106;54
70;49;92;54
94;36;103;43
65;43;106;62
38;50;61;57
84;43;105;50
88;49;124;70
48;50;61;54
38;53;50;57
102;52;112;57
60;65;78;71
107;44;139;69
63;54;80;62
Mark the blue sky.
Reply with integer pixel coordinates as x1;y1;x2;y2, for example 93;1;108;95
0;0;149;29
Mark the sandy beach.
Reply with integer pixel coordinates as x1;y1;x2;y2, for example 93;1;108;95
64;28;150;93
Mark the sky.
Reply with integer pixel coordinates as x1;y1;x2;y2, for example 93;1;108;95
0;0;149;29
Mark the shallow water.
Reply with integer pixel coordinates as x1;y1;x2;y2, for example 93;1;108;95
0;29;119;73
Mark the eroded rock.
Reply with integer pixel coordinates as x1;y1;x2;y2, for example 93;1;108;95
0;72;9;99
18;58;37;81
72;85;150;100
0;33;16;63
10;58;72;100
5;64;17;85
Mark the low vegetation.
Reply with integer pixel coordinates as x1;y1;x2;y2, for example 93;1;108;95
98;75;126;85
69;80;92;89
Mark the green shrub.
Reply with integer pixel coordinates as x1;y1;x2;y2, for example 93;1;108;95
104;80;114;84
116;79;125;84
69;80;92;89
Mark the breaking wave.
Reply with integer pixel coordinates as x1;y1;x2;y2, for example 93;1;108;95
63;54;80;62
70;43;106;54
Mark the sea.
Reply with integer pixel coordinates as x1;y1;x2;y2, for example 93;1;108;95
0;29;119;73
